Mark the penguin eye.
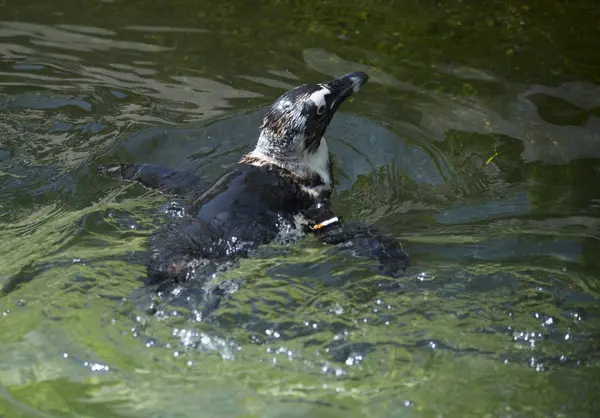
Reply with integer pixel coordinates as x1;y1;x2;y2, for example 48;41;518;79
316;104;325;115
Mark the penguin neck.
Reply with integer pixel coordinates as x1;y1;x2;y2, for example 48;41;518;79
245;133;333;191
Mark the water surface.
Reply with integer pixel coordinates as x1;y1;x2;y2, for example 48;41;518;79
1;1;600;417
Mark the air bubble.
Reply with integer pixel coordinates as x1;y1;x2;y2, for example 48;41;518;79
417;272;435;281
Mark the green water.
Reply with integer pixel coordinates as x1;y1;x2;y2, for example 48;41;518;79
1;0;600;416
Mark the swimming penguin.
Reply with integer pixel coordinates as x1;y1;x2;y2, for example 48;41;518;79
100;71;409;309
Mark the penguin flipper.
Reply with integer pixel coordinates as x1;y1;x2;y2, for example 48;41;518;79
316;222;410;277
98;164;209;196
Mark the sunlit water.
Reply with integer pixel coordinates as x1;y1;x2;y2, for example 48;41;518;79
1;1;600;417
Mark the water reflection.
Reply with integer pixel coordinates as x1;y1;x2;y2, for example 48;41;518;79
0;1;599;417
308;47;600;164
1;21;171;52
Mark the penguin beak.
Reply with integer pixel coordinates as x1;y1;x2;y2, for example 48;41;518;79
325;71;370;111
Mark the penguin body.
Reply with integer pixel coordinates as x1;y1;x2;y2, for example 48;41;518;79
100;72;409;309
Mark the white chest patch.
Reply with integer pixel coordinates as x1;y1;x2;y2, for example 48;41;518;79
300;139;331;187
308;86;331;109
293;213;310;230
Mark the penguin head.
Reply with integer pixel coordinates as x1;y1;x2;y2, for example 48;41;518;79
256;71;369;156
249;71;369;186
